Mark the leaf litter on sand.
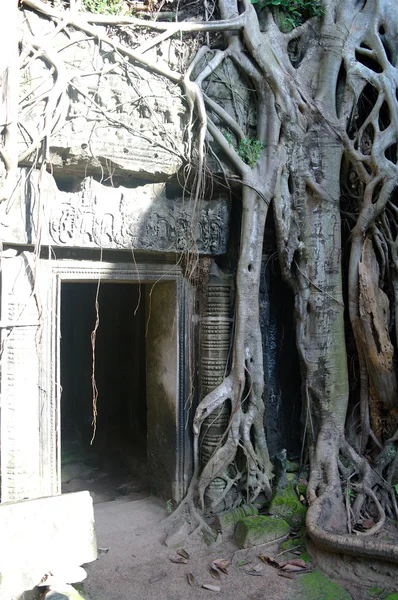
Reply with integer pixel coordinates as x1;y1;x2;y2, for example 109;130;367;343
245;564;263;576
210;567;221;580
211;558;230;574
259;554;310;574
202;584;221;592
170;556;188;564
177;548;190;559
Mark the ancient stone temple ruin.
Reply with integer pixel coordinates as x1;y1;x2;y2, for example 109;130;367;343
0;7;235;511
0;168;231;506
0;6;302;596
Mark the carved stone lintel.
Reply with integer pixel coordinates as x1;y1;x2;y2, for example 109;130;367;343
0;170;229;255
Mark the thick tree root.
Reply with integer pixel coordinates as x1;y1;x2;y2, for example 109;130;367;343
307;494;398;564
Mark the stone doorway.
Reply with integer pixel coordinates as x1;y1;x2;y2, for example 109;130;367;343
60;282;148;503
0;255;192;504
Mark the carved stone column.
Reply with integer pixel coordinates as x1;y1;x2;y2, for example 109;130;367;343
199;262;234;509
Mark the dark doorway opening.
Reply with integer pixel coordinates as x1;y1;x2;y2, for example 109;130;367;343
60;282;148;503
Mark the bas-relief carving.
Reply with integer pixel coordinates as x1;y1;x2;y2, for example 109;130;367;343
1;171;229;254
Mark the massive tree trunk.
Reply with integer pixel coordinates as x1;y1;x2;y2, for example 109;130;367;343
8;0;398;566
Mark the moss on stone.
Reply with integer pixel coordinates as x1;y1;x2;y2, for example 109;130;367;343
280;537;301;550
215;504;258;533
269;482;307;528
297;571;352;600
235;515;290;548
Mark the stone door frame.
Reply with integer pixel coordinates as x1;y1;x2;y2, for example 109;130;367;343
1;255;192;503
51;259;192;503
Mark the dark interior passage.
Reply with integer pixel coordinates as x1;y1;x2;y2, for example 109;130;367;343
260;252;302;461
60;281;148;502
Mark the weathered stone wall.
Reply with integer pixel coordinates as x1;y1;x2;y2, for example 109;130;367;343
20;8;189;179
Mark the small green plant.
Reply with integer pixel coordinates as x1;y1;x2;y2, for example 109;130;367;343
251;0;323;29
166;498;173;514
82;0;128;15
224;131;233;146
393;483;398;495
238;137;265;168
224;132;264;167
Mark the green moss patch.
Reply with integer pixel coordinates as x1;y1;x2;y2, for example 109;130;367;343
297;571;352;600
384;594;398;600
280;537;301;551
235;515;290;548
215;504;258;533
269;482;307;528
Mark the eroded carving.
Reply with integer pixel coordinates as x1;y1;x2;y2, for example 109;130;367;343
1;170;229;254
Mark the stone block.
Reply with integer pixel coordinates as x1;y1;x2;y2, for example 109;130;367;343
234;515;290;548
268;482;307;528
0;492;97;600
215;504;258;534
164;519;190;548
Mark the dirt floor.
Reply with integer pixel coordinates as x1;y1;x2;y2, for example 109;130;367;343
60;488;397;600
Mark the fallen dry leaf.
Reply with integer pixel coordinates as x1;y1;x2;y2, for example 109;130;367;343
281;564;306;572
210;567;221;580
177;548;190;559
259;555;280;568
212;558;230;574
170;556;188;564
245;564;263;576
202;584;221;592
187;572;195;586
279;558;306;569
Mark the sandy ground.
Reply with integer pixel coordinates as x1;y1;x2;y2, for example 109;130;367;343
84;495;295;600
56;459;398;600
79;493;381;600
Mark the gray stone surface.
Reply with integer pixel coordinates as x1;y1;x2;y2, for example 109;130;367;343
19;10;187;179
164;519;190;548
0;492;97;600
1;169;229;254
146;282;179;502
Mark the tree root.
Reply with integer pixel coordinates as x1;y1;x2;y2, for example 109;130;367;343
307;492;398;564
